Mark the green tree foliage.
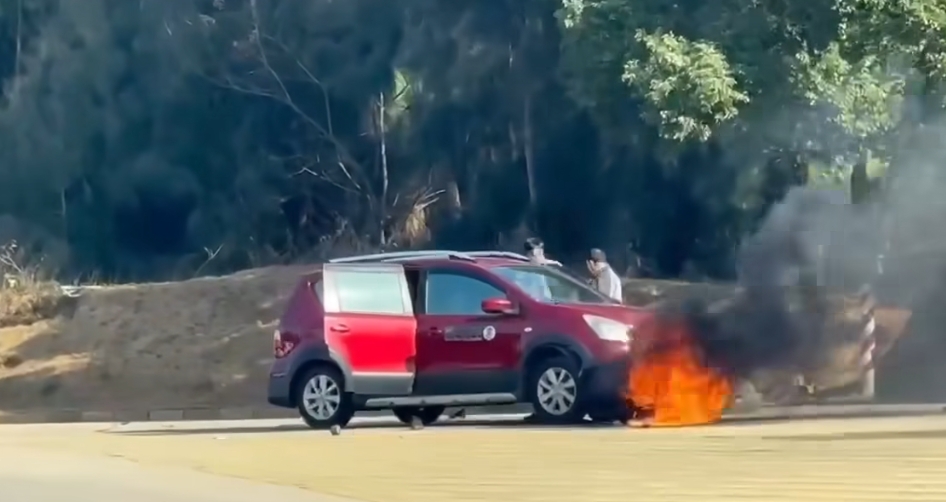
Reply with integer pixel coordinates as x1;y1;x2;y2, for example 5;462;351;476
0;0;942;280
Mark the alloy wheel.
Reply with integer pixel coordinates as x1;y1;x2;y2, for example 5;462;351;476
301;374;341;420
536;367;577;415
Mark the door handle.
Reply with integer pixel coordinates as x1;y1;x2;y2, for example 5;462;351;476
329;324;349;333
428;327;444;336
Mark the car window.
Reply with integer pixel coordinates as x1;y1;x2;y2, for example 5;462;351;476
426;272;506;315
493;265;617;304
312;280;324;304
334;270;409;315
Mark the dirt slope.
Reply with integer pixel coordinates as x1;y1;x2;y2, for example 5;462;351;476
876;282;946;403
0;266;312;411
0;267;916;413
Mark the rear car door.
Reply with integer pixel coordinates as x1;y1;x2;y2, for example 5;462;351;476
322;264;416;396
414;268;523;396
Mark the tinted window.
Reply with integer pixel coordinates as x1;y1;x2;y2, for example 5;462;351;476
493;265;616;304
426;272;505;315
312;280;324;303
335;270;409;315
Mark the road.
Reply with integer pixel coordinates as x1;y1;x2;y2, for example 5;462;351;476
4;408;946;502
0;443;344;502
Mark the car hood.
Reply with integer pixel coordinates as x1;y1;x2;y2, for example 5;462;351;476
559;303;654;327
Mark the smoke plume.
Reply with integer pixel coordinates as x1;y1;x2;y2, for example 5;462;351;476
673;186;875;381
676;124;946;401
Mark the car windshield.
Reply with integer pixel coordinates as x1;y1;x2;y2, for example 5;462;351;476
493;265;618;305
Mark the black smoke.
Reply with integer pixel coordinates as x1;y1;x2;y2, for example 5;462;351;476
670;187;874;380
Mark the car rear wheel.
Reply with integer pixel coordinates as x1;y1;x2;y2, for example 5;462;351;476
392;406;446;426
528;356;585;424
294;365;355;429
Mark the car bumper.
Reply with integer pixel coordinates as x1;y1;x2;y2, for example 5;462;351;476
267;373;293;408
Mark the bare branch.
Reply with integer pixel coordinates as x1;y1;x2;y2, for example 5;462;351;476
292;166;359;194
260;34;336;139
192;244;224;277
243;0;361;189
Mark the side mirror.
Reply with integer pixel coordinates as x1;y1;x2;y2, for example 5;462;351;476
481;297;515;315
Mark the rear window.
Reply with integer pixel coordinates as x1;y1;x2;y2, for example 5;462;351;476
333;270;410;315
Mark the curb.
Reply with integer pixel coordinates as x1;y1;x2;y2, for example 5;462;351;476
1;403;943;426
0;404;533;425
726;403;946;421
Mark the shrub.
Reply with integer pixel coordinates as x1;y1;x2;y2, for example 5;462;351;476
0;241;63;327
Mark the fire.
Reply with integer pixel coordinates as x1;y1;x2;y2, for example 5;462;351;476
626;319;734;427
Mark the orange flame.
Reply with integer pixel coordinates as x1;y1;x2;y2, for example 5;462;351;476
626;319;734;427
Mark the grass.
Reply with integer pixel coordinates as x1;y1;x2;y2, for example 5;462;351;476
0;274;62;328
0;241;63;328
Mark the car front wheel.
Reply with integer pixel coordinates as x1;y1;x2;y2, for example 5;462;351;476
528;356;585;423
294;366;355;429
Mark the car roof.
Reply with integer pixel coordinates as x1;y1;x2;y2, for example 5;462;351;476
323;250;536;269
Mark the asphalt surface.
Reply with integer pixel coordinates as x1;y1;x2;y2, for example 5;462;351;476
0;444;344;502
5;406;946;502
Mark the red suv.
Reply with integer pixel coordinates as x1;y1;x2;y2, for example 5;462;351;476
267;250;652;428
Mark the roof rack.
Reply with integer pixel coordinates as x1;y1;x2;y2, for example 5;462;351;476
329;250;475;264
465;251;531;262
329;249;535;264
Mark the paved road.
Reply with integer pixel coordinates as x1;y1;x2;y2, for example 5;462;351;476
5;407;946;502
0;444;346;502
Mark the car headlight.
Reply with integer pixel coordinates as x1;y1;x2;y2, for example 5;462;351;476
583;314;630;342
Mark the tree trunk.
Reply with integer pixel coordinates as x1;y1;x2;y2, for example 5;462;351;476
522;93;537;216
377;92;389;245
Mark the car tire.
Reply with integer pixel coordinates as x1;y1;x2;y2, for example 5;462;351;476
392;406;446;426
294;365;355;430
527;355;585;424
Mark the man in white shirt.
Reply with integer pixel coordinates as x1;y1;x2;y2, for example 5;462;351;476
587;248;623;302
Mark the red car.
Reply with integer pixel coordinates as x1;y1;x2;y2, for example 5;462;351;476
267;250;652;428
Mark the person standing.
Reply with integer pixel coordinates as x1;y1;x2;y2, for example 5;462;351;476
587;248;622;302
514;237;558;300
524;237;561;266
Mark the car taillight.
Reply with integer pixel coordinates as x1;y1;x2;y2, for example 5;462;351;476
273;330;300;358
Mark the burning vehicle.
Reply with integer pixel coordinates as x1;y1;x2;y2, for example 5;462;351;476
268;185;917;431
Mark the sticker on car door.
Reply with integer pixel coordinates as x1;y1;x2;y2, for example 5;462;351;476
443;326;488;342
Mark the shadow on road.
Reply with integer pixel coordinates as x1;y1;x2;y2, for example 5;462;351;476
106;417;635;436
103;408;941;437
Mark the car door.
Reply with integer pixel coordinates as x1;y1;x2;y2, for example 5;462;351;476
322;264;416;396
413;268;523;396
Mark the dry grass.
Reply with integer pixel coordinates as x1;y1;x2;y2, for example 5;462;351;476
0;265;312;411
0;241;64;328
0;275;63;328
